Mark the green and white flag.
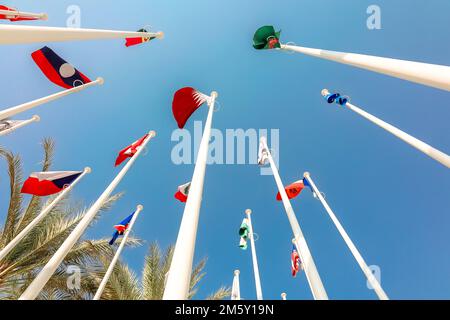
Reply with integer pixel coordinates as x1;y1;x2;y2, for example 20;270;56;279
239;218;250;250
253;25;281;50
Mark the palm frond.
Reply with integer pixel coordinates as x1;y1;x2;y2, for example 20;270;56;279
206;286;232;300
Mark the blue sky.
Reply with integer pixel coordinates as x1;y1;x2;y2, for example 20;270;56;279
0;0;449;300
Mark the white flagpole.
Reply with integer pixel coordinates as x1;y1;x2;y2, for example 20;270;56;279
93;204;143;300
0;115;40;136
321;89;450;168
245;209;263;300
0;25;164;45
0;9;48;21
303;172;389;300
231;270;241;301
281;44;450;92
281;292;287;300
0;167;91;262
163;91;218;300
19;131;155;300
0;78;104;121
261;137;328;300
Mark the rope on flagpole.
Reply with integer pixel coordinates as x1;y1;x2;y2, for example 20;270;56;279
0;78;104;121
163;92;218;300
303;172;389;300
19;131;155;300
0;167;91;261
0;25;164;45
245;209;264;300
260;136;328;300
322;89;450;168
93;204;143;300
0;115;40;136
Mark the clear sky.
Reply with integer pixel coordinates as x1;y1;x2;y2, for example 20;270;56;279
0;0;449;300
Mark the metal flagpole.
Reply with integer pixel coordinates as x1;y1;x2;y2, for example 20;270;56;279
0;25;164;45
260;136;328;300
163;91;218;300
19;131;155;300
303;172;389;300
280;44;450;92
0;78;104;121
93;204;143;300
0;115;40;136
0;167;91;261
0;9;48;20
321;89;450;168
245;209;263;300
231;270;241;301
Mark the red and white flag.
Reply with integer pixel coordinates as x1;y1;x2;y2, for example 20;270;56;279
291;245;302;277
172;87;210;129
21;171;82;196
174;182;191;203
115;134;149;167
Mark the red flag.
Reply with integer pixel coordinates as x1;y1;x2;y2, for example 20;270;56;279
172;87;209;129
276;180;305;201
174;182;191;203
291;246;302;277
125;28;155;47
115;134;149;167
0;5;40;21
21;171;82;196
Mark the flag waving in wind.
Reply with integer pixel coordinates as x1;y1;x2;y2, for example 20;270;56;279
172;87;210;129
238;218;250;250
125;28;156;47
276;180;305;201
109;212;135;245
253;26;281;50
21;171;82;196
291;245;302;277
31;46;91;89
175;182;191;203
115;133;149;167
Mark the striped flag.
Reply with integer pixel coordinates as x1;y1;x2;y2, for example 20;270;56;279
21;171;82;196
125;28;156;47
291;245;302;277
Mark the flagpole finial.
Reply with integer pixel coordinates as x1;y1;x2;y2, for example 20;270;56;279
156;31;164;39
321;89;330;97
303;172;310;178
245;209;252;215
281;292;287;299
84;167;92;174
137;204;144;211
210;91;219;99
292;238;296;244
41;13;49;20
234;270;240;276
148;130;156;138
32;115;41;122
96;77;105;85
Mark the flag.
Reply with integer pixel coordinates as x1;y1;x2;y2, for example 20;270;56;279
291;245;302;277
253;26;281;50
172;87;209;129
21;171;82;196
115;133;149;167
109;212;135;245
302;177;317;198
125;28;156;47
0;119;25;133
324;91;349;106
239;218;250;250
257;139;269;166
174;182;191;203
276;180;305;201
31;46;91;89
0;5;39;21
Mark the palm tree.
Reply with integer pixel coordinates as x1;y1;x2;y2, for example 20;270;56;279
0;139;134;300
91;242;231;300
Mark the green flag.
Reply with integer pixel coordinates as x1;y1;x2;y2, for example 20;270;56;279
239;218;250;250
253;25;281;50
